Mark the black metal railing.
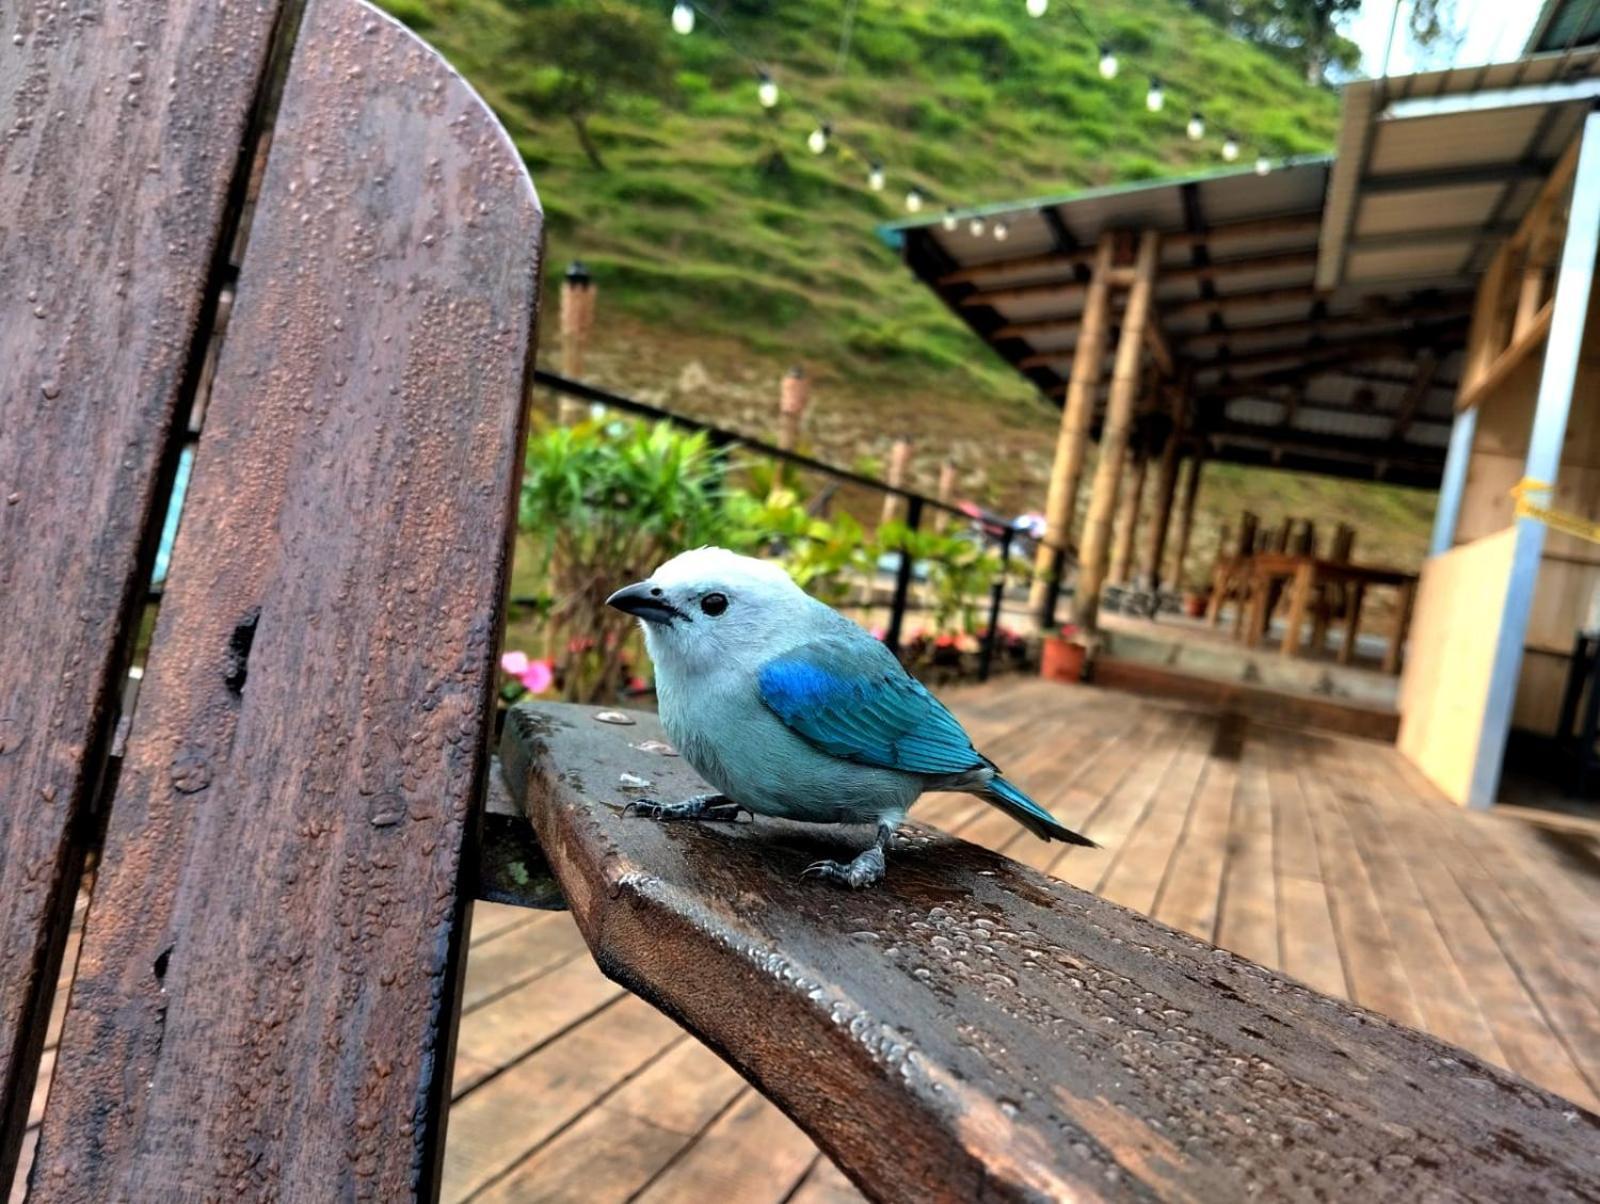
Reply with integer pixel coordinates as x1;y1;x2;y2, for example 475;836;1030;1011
533;370;1022;680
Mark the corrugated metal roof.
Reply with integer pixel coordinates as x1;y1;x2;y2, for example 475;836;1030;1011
1529;0;1600;55
1316;47;1599;292
888;153;1467;486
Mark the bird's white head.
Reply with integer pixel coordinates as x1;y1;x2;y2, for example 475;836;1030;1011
606;547;811;679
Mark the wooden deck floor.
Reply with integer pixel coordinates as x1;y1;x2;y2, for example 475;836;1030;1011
15;678;1600;1203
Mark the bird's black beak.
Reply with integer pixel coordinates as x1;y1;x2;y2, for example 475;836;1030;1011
606;581;683;625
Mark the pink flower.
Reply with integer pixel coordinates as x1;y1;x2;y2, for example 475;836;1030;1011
518;659;554;695
627;676;648;692
500;650;530;676
870;626;886;641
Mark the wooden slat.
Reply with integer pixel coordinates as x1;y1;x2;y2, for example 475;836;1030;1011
509;701;1600;1203
31;1;542;1197
0;1;285;1181
632;1088;821;1204
1214;742;1280;967
443;996;684;1203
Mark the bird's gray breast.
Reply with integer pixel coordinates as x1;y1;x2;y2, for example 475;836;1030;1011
656;668;924;825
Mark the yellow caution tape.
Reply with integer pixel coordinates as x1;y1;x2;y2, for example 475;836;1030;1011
1510;478;1600;543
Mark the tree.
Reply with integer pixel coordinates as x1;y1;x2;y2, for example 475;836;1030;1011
1190;0;1455;85
510;2;673;170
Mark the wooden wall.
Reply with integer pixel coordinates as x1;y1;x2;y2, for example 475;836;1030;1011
1443;276;1600;740
1399;529;1518;804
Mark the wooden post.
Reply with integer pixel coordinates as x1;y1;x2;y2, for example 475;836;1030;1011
1030;233;1116;618
558;261;596;424
1168;449;1204;592
1074;230;1160;633
777;365;809;452
1144;386;1188;590
881;437;913;526
935;458;958;532
1111;450;1148;586
1514;264;1546;340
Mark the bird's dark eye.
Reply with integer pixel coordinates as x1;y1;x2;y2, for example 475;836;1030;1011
700;592;728;617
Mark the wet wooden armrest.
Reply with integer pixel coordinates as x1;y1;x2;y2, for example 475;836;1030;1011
500;702;1600;1204
474;754;565;909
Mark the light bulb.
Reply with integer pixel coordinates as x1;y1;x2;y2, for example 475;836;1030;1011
670;2;694;35
968;217;986;237
993;219;1009;241
757;71;778;108
868;162;885;192
1186;111;1205;141
1254;155;1271;176
1098;45;1119;79
905;187;924;213
807;123;830;154
1026;0;1048;16
942;208;958;232
1222;134;1239;162
1146;78;1164;112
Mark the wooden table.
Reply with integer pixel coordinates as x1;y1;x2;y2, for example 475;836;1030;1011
1243;553;1419;673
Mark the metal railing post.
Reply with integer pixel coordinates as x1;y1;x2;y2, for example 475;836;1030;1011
884;496;923;657
979;525;1015;682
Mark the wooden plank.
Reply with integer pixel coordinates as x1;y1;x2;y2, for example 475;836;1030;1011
443;995;684;1203
30;2;543;1198
1296;738;1425;1029
1095;718;1213;914
473;1110;688;1204
0;0;285;1179
1214;741;1280;969
1151;733;1237;942
452;955;625;1097
509;701;1600;1202
1261;738;1347;999
789;1159;869;1204
633;1088;823;1204
460;909;590;1012
1322;739;1507;1065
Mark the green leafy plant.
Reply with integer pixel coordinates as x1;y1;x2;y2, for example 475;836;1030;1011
519;417;730;700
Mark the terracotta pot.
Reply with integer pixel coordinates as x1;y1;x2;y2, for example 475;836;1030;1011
1040;635;1086;683
1182;592;1208;618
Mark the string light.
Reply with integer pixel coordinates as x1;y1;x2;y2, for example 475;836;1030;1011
657;0;1268;226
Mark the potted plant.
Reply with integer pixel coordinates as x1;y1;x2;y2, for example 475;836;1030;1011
1040;622;1088;683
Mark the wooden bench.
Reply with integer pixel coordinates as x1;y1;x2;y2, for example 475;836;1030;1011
4;1;1600;1200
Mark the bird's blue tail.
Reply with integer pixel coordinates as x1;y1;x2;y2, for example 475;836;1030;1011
982;775;1097;846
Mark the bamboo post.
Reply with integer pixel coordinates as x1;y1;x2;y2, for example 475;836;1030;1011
558;261;596;424
1168;449;1204;592
777;365;809;452
881;437;913;527
1514;262;1546;339
935;459;958;531
1074;230;1160;633
1143;386;1188;590
1110;450;1148;586
1030;233;1117;619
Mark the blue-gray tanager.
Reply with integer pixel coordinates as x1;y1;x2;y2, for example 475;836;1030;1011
606;547;1093;887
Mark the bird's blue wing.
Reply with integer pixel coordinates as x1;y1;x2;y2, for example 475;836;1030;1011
756;636;984;776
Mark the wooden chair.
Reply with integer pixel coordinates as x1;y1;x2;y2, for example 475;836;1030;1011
4;3;1598;1200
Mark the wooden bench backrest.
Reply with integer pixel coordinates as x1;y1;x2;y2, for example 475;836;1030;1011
0;0;542;1195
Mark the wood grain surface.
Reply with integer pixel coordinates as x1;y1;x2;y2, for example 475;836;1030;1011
29;0;542;1197
508;701;1600;1204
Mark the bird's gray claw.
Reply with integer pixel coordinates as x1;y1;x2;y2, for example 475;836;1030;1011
622;798;660;819
801;849;885;889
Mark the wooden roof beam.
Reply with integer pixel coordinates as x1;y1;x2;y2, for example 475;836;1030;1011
1178;301;1472;350
935;213;1319;287
957;248;1316;308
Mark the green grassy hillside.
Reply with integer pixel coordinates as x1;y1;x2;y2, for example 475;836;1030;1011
380;0;1435;577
